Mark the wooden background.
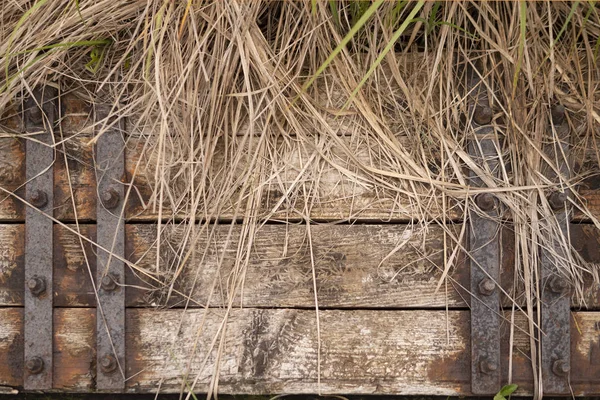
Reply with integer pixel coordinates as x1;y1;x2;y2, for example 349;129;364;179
1;94;600;395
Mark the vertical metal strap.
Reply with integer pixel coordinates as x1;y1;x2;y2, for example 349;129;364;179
468;80;502;394
24;86;56;389
541;104;571;394
95;105;126;389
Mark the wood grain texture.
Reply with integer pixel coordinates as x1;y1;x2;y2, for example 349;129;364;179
1;223;600;309
125;135;454;222
126;223;467;309
0;93;96;221
2;308;600;395
3;91;600;222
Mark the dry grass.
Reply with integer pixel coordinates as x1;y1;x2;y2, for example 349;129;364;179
2;1;600;398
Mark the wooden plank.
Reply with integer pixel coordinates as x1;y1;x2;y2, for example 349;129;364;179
125;223;467;309
0;94;96;221
2;223;600;309
1;308;600;394
3;92;600;222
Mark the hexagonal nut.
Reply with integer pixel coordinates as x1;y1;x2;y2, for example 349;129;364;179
26;356;44;375
548;191;568;211
479;359;498;375
475;193;496;212
101;188;121;210
100;274;118;292
100;354;118;374
552;359;570;377
28;189;48;208
548;276;570;296
27;276;46;296
478;278;496;296
473;105;493;125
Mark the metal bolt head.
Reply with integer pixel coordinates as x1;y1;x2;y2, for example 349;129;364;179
548;191;568;211
548;276;570;295
475;193;496;212
101;188;120;210
473;105;493;125
100;274;118;292
478;278;496;296
100;354;117;374
551;104;565;125
552;359;570;377
479;359;498;374
26;356;44;374
29;189;48;208
27;276;46;296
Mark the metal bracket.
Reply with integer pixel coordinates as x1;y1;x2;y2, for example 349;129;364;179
467;75;502;394
23;86;57;389
95;105;126;389
540;104;571;394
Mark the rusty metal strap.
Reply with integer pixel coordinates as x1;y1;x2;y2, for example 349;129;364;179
540;105;571;394
24;87;57;389
95;105;126;389
467;76;502;394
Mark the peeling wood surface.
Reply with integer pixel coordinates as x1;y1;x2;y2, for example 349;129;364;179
1;308;600;395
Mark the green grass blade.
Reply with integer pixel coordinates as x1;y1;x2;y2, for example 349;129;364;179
8;39;112;57
300;0;385;94
344;0;425;108
329;1;340;28
551;1;580;48
4;0;49;83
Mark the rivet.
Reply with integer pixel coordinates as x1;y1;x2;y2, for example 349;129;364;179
551;104;565;125
475;193;496;212
473;105;493;125
101;188;120;210
478;278;496;296
29;189;48;208
25;356;44;374
548;191;568;211
100;274;118;292
27;276;46;296
548;276;570;295
552;359;570;377
479;359;498;374
100;354;117;374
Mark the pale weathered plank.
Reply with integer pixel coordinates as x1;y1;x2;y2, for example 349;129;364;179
1;308;600;395
125;223;467;309
1;223;600;309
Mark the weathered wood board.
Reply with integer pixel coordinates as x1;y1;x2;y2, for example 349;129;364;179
2;94;600;222
1;223;599;309
1;308;600;395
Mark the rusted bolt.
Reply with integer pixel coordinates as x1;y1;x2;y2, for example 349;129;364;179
100;274;118;292
475;193;496;212
478;278;496;296
101;188;120;210
548;191;568;211
548;276;570;295
473;105;493;125
552;359;570;377
27;276;46;296
100;354;117;374
479;359;498;374
551;104;565;125
25;356;44;375
27;105;44;126
29;189;48;208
